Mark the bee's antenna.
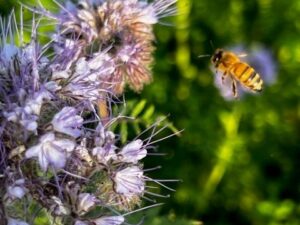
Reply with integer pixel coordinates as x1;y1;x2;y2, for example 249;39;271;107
198;54;211;58
198;40;216;59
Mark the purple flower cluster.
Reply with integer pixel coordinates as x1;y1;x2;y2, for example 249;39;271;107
0;0;177;224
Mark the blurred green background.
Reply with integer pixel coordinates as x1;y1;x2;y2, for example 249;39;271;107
1;0;300;224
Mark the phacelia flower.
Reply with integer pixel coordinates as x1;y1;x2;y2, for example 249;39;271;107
0;1;177;223
51;107;83;138
25;133;76;171
74;139;93;165
74;221;88;225
49;196;71;216
92;215;125;225
76;193;97;215
1;43;52;132
19;89;52;131
113;166;145;196
92;126;117;164
7;218;29;225
92;145;117;165
3;107;39;132
6;179;27;199
94;125;115;147
114;139;147;164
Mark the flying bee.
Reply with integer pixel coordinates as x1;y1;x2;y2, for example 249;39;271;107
211;48;263;97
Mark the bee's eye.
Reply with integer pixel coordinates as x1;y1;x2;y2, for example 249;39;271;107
215;51;223;61
213;56;219;62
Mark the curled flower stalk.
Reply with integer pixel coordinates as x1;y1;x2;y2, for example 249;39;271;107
55;0;176;93
0;0;177;224
31;0;177;123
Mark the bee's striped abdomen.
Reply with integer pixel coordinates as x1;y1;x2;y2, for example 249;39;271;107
246;71;263;91
230;62;263;92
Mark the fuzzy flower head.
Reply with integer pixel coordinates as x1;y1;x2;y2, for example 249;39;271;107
55;0;177;43
112;42;154;94
0;4;177;224
0;15;53;135
0;34;48;99
38;0;177;96
25;133;76;171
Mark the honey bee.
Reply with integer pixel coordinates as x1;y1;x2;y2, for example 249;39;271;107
211;48;263;97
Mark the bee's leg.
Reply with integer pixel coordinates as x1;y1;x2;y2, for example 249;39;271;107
221;71;228;84
231;79;238;98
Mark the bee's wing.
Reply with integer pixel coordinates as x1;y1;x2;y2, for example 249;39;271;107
238;53;248;58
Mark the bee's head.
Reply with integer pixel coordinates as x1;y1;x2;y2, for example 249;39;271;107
211;48;224;65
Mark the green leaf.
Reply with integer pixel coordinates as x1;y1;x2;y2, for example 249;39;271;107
120;121;128;144
131;99;147;117
142;104;155;122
